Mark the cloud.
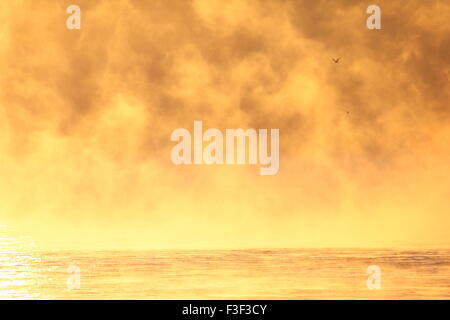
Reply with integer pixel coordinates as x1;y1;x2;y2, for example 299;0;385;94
0;0;449;249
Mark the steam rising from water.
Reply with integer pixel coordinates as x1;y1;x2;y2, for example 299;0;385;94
0;0;449;249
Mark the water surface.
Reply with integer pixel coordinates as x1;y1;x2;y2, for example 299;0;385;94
1;232;449;299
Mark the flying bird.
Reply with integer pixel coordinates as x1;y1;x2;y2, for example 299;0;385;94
332;57;341;63
339;107;351;115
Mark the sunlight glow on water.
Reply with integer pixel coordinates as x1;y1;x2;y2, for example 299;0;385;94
0;231;42;299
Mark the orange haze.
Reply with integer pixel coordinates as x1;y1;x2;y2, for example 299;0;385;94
0;0;449;249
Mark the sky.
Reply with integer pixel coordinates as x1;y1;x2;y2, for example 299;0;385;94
0;0;449;249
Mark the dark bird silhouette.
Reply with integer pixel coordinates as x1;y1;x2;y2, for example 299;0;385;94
339;108;350;115
332;57;341;63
